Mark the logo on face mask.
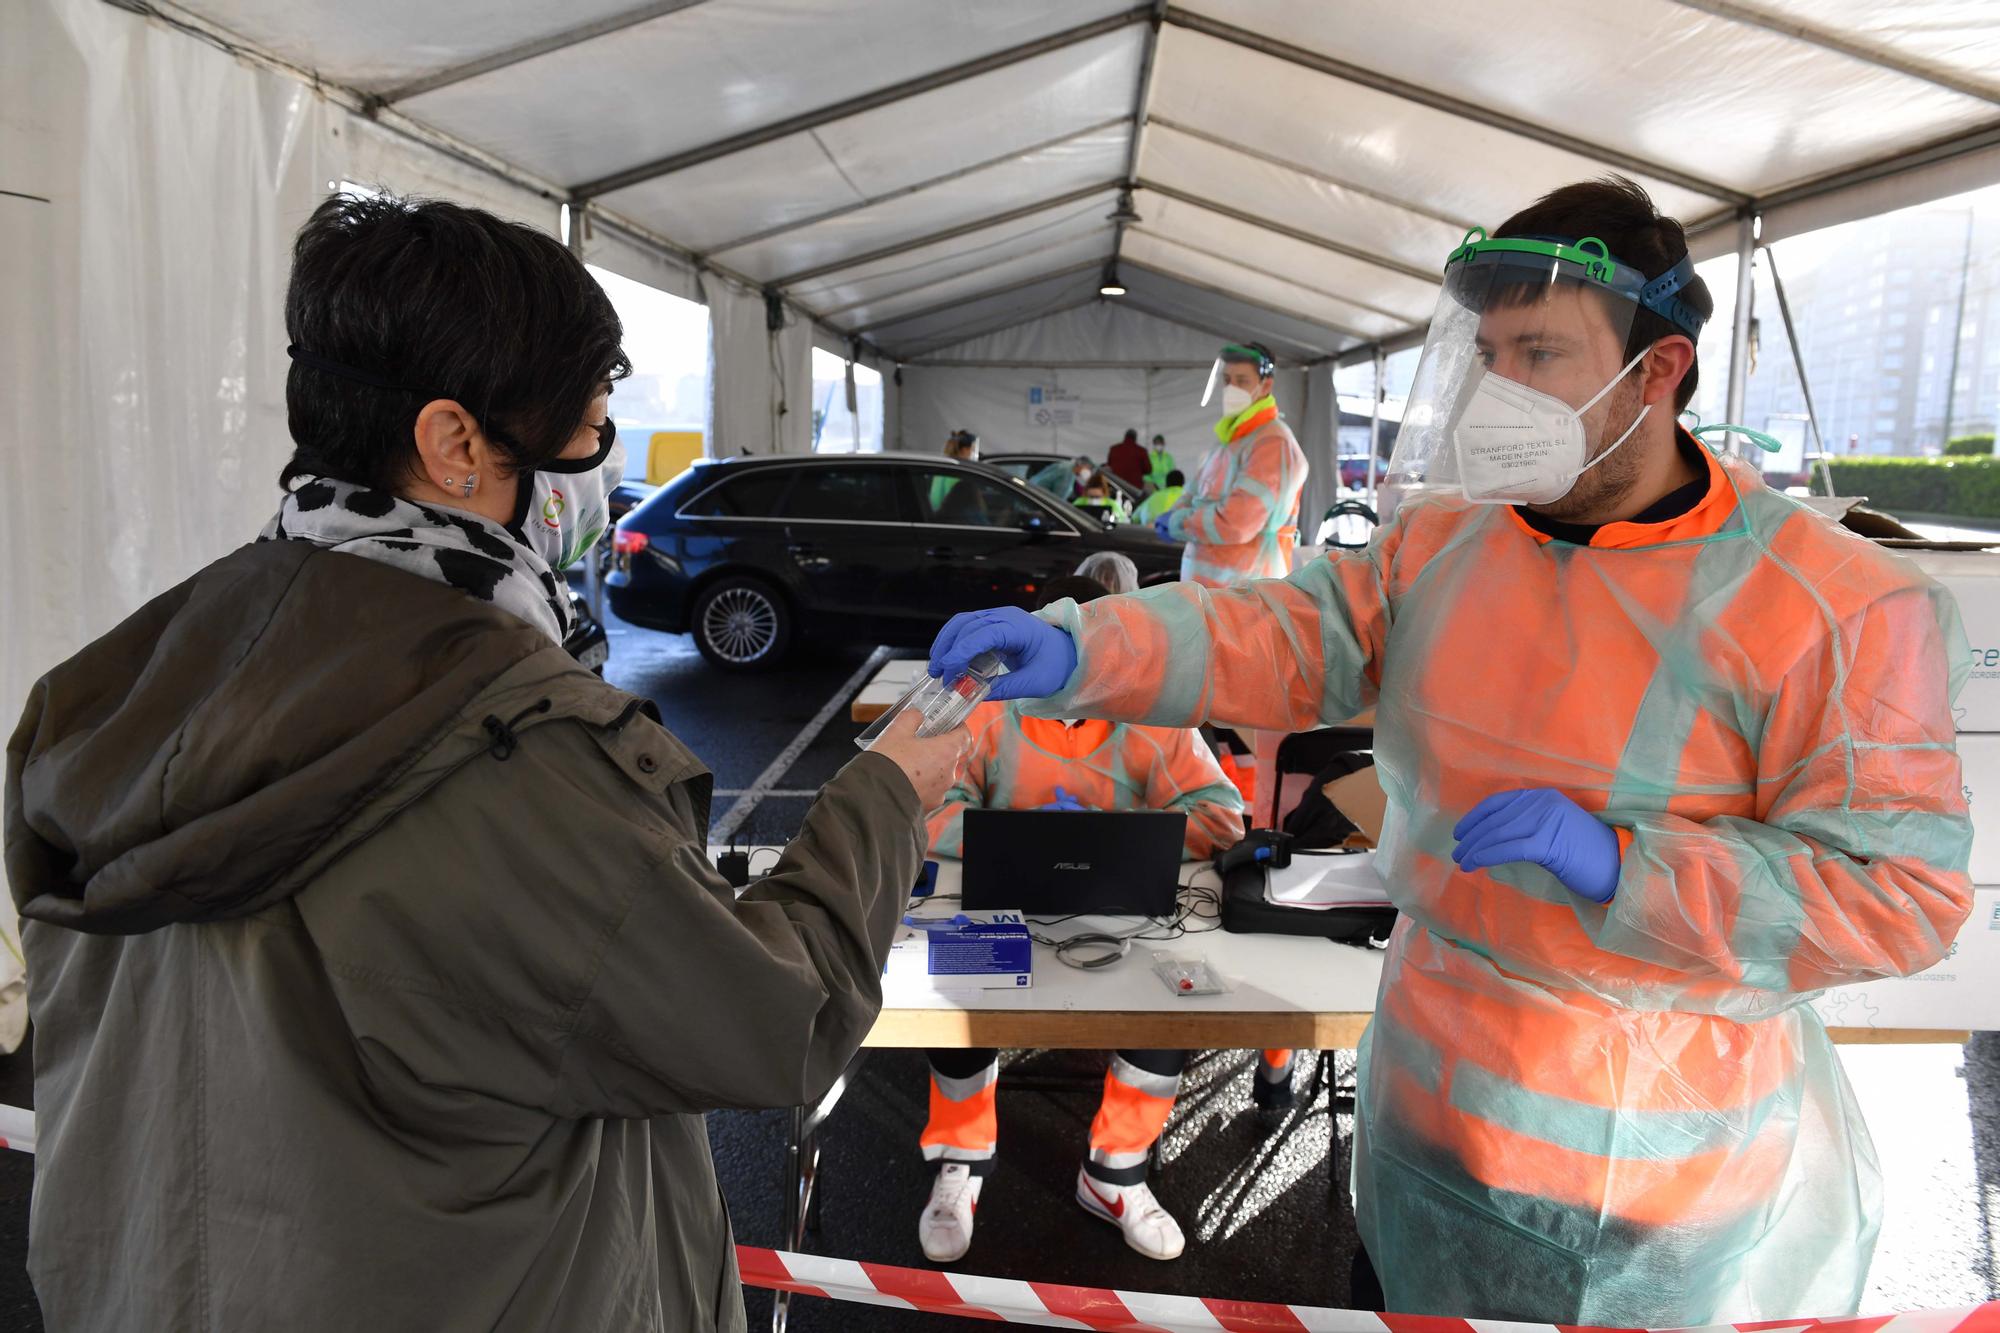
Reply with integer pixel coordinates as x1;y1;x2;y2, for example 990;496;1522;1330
541;488;567;529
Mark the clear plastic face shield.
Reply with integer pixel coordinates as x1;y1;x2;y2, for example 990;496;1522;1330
1200;343;1276;410
1384;233;1704;510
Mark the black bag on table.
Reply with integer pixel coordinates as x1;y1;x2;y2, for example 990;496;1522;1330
1218;856;1396;947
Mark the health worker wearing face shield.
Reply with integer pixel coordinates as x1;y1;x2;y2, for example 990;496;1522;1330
923;177;1972;1324
1153;342;1309;587
5;193;968;1333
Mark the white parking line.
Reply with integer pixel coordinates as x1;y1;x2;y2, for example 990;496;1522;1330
711;645;893;844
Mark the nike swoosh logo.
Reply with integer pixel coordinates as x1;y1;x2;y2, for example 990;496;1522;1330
1082;1180;1124;1219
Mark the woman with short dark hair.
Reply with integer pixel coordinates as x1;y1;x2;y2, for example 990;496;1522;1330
5;193;967;1332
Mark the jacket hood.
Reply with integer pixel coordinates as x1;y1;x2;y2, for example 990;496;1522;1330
5;541;558;934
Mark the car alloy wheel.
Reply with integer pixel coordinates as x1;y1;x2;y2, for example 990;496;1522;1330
702;585;780;664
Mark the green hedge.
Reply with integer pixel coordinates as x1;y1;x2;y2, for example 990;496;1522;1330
1945;434;1997;457
1824;456;2000;520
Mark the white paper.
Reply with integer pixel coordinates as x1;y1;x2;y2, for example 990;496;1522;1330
1264;853;1390;910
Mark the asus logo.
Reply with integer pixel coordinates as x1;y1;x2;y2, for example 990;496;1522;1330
1052;861;1093;871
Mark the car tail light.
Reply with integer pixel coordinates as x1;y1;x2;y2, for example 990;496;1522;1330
613;528;649;555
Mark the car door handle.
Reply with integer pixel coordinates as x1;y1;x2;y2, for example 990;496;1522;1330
925;545;955;559
787;542;830;571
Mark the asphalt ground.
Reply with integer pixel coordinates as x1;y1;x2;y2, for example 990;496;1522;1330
2;592;1999;1329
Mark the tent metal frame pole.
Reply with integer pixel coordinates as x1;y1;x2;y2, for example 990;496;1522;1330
1161;7;1747;207
767;180;1122;288
1759;245;1834;494
701;117;1133;257
851;261;1106;335
1368;345;1384;503
1139;179;1438;285
1125;226;1409;325
375;0;718;105
566;205;608;624
1942;206;1979;447
1663;0;2000;105
1111;0;1170;267
1724;212;1759;451
1145;115;1481;231
572;6;1153;198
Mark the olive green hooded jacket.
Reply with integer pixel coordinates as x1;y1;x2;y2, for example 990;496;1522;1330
4;540;920;1331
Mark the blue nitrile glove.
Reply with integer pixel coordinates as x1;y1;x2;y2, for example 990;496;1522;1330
1451;789;1622;903
929;607;1077;702
1040;785;1086;812
1153;514;1175;541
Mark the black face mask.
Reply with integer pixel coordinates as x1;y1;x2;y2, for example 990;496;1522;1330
507;416;617;533
286;342;617;526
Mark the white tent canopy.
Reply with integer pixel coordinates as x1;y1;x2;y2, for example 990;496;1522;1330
148;0;2000;367
6;0;2000;1046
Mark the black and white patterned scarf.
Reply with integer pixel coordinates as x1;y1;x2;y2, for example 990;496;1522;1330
261;476;573;643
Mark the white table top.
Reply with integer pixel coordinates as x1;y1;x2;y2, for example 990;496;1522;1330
850;658;929;723
887;860;1384;1017
717;847;1962;1048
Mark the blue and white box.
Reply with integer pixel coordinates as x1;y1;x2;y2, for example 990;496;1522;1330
888;911;1033;990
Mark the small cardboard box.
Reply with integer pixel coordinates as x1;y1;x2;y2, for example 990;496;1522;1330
1811;888;2000;1033
886;912;1033;991
1904;549;2000;733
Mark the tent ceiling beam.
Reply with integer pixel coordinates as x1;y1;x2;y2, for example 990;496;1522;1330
1123;260;1346;354
375;0;718;106
1137;178;1438;285
1117;297;1302;357
768;180;1121;288
908;357;1215;369
1663;0;2000;105
1752;117;2000;215
1335;323;1430;367
1126;227;1405;328
572;5;1153;199
1111;0;1170;264
701;116;1132;258
582;205;886;360
893;296;1108;361
1159;7;1750;206
848;260;1108;335
1146;115;1480;231
813;237;1111;321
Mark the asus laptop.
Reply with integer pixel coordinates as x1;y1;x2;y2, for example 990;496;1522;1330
960;810;1185;917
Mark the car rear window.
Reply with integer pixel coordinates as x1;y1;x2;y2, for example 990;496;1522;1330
681;471;794;518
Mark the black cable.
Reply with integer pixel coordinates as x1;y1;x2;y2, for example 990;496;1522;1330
748;847;782;876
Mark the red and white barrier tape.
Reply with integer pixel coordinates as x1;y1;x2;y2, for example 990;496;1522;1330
738;1247;2000;1333
0;1106;1990;1333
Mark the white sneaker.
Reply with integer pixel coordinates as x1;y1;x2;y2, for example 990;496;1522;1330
918;1163;982;1263
1074;1167;1185;1261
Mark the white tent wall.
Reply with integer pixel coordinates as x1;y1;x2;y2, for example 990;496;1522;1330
0;0;354;1052
579;221;703;305
899;362;1319;505
342;115;560;235
702;275;814;457
1297;365;1341;545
